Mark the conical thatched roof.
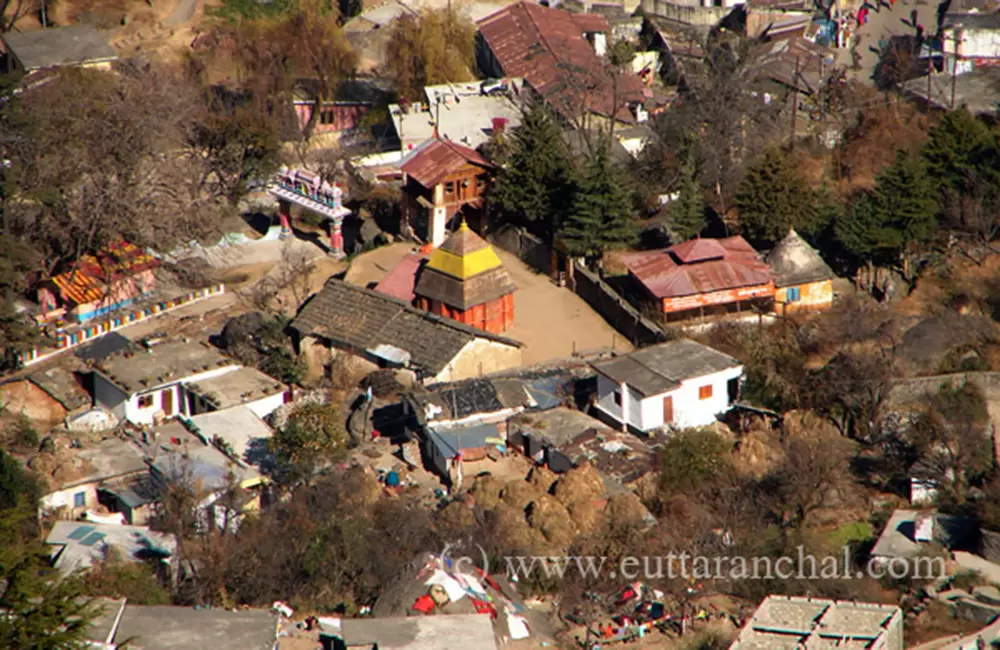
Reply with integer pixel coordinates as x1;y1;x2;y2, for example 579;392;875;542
766;229;835;288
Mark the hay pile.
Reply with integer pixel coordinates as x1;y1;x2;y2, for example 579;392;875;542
439;500;476;529
491;502;547;552
469;475;505;510
526;465;558;493
527;493;577;548
606;493;649;528
568;499;605;535
501;479;544;511
553;463;605;507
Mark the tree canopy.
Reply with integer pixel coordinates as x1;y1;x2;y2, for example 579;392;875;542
735;147;826;246
270;403;349;484
384;9;476;102
560;139;637;263
837;150;938;268
664;152;705;242
487;103;575;244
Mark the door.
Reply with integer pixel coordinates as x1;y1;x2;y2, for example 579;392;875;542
161;389;173;416
662;396;673;426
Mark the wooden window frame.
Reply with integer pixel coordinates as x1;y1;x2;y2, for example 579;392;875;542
138;394;155;409
698;384;713;400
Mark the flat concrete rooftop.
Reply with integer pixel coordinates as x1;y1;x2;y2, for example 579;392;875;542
185;366;285;411
96;340;237;394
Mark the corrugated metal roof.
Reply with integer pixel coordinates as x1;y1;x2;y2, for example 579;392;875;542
619;236;773;299
477;1;644;122
399;138;493;188
374;253;427;302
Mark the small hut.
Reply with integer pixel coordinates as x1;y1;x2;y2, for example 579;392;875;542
766;229;836;313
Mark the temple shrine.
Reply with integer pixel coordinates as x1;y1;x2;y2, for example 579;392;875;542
269;166;351;258
413;222;516;334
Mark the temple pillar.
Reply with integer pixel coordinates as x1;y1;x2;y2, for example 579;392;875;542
278;199;292;238
430;207;447;248
328;216;345;259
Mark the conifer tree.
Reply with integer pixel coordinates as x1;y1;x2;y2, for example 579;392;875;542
837;150;938;270
560;140;636;264
665;153;705;241
735;146;820;246
921;109;996;193
487;103;574;244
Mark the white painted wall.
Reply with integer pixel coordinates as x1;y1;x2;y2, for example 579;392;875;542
245;391;287;419
430;338;522;384
98;365;241;426
595;365;743;432
953;26;1000;62
41;482;99;518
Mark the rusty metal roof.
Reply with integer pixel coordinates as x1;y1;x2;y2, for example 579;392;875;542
399;138;493;188
477;1;644;121
374;253;427;303
619;236;773;299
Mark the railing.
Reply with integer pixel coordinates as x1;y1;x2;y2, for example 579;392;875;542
17;284;226;367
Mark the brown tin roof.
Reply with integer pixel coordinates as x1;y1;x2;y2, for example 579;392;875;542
477;1;645;122
399;138;493;188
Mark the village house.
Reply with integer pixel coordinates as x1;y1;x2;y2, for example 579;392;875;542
732;595;904;650
389;78;526;154
509;406;660;487
765;228;836;314
36;240;160;324
413;222;517;333
476;1;648;130
869;509;976;571
619;236;775;322
400;139;496;247
38;436;149;520
591;338;743;432
942;12;1000;74
147;420;268;532
0;24;117;74
91;340;236;426
291;278;523;384
291;78;393;141
90;339;288;426
45;521;177;579
88;599;279;650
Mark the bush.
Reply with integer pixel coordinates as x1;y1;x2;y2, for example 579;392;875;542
85;559;171;605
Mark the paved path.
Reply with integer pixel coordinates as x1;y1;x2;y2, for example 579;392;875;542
846;0;941;84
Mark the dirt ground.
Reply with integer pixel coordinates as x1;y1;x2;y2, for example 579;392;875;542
344;244;633;365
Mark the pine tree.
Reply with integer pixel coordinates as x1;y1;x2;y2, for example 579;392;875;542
921;109;996;193
871;150;939;249
665;153;705;242
0;451;102;648
560;140;637;263
487;103;574;244
837;150;939;269
735;147;820;246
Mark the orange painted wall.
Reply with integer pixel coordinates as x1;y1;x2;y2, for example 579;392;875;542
420;293;514;334
661;282;775;314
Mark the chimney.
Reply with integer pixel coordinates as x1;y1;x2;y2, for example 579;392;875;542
491;117;508;134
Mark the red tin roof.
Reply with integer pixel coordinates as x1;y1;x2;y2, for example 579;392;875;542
477;1;644;122
374;253;427;303
400;138;494;188
619;236;773;299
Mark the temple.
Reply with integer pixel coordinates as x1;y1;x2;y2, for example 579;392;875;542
413;223;516;334
37;240;160;323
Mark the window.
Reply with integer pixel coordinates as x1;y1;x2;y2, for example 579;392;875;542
138;394;154;409
320;108;336;126
444;181;455;197
787;287;801;302
613;390;622;406
74;491;86;508
698;384;713;400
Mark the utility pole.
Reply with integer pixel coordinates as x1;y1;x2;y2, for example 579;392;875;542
790;56;801;149
927;52;933;108
951;55;958;109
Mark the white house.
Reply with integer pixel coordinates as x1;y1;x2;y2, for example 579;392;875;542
92;339;287;426
591;339;743;432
